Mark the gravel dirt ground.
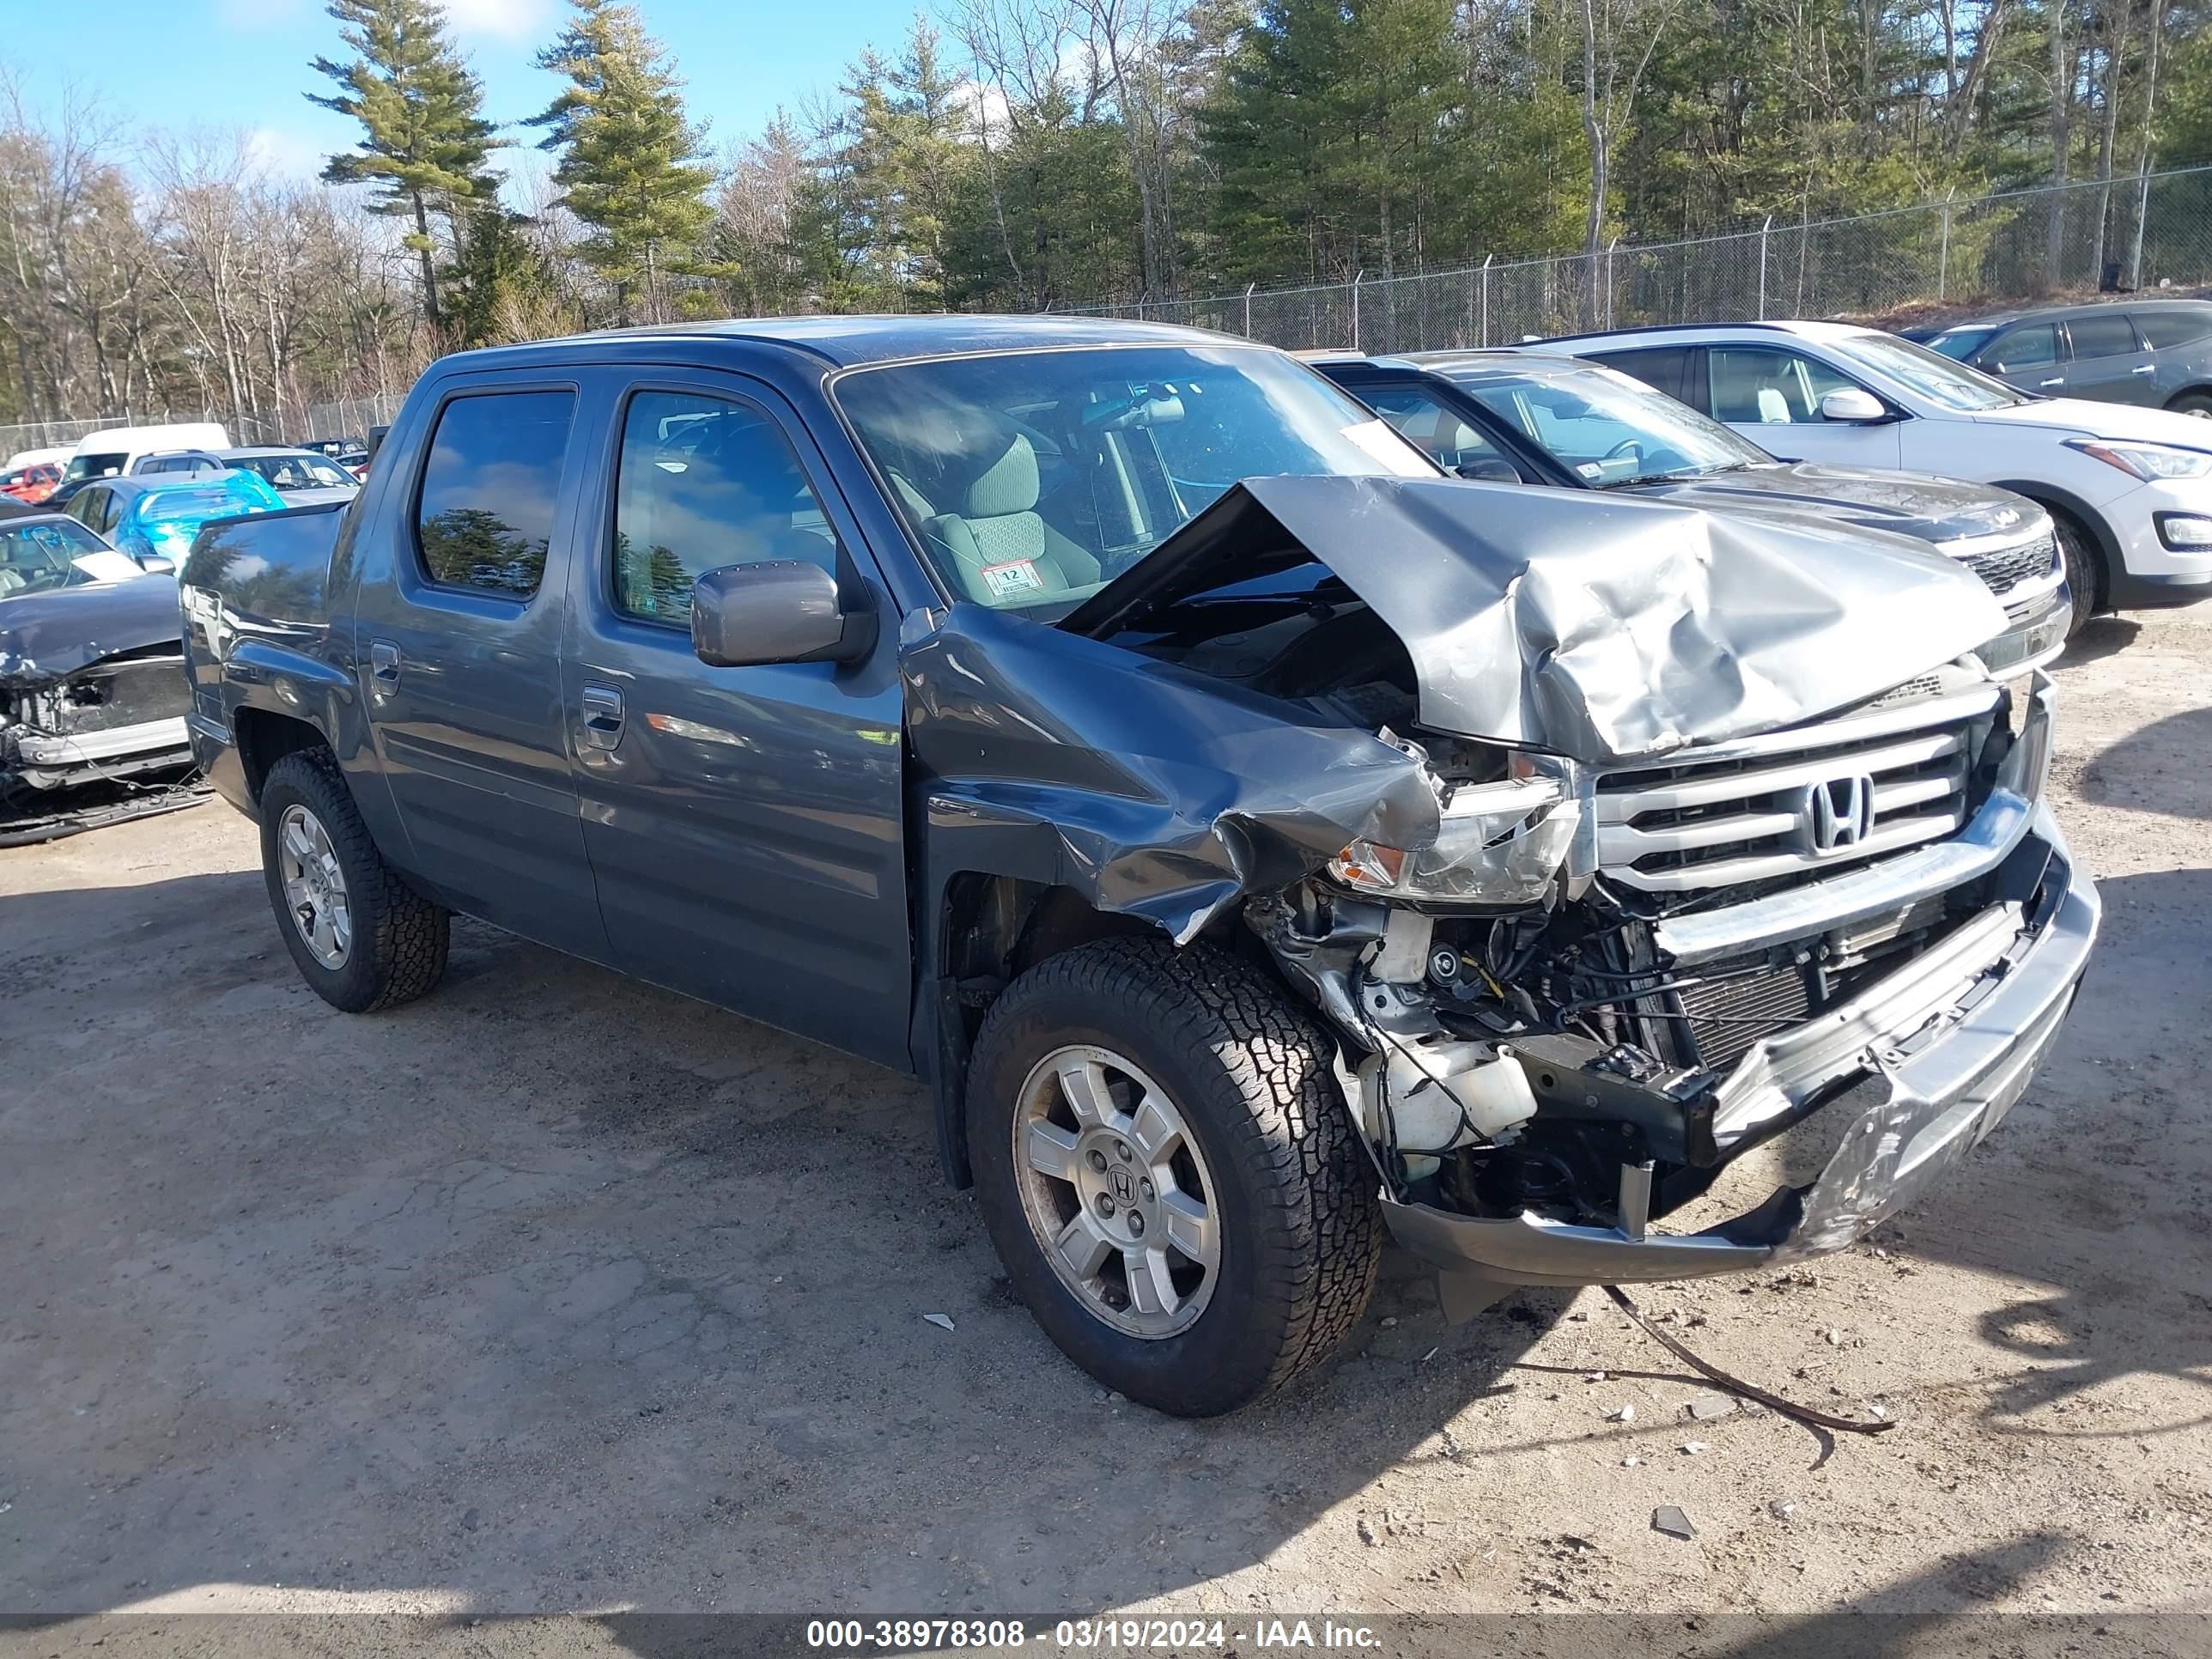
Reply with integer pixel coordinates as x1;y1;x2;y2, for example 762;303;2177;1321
2;609;2209;1643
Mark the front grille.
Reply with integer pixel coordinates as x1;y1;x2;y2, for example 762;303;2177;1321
1960;532;2058;597
1595;698;1986;894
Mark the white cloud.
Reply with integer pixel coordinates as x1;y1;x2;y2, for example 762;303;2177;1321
246;125;331;182
441;0;557;40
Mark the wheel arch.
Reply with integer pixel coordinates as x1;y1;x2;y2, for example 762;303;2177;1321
921;872;1167;1188
232;706;334;805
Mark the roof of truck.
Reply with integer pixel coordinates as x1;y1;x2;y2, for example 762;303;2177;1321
439;313;1246;374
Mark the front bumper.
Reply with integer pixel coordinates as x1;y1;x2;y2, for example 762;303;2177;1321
2106;477;2212;600
1381;801;2100;1295
3;714;193;789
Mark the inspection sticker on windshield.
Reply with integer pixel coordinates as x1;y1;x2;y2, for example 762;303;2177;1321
980;559;1047;600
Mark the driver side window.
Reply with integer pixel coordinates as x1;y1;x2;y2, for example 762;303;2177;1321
611;389;839;629
1361;385;1521;477
1706;347;1858;423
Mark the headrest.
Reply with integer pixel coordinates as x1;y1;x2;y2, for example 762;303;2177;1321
945;427;1040;519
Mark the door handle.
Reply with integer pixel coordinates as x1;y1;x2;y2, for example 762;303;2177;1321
2039;377;2066;388
580;684;626;750
368;640;400;688
2132;364;2158;375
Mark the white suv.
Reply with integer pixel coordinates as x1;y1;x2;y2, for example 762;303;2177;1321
1530;320;2212;630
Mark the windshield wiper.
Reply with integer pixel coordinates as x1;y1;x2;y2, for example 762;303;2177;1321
1592;461;1754;489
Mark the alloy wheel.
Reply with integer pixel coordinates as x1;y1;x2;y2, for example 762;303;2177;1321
277;804;352;969
1012;1045;1221;1339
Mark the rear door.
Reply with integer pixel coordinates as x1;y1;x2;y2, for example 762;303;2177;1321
349;376;611;960
2059;311;2159;404
562;371;912;1066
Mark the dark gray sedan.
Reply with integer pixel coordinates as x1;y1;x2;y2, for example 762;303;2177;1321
1922;301;2212;416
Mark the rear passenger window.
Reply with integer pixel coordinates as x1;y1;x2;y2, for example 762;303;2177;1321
611;390;837;628
1589;347;1689;402
415;391;574;597
2134;307;2212;349
2066;313;2139;359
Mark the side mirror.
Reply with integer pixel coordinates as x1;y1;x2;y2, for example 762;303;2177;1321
137;555;176;575
1454;457;1523;483
691;561;878;668
1819;386;1890;423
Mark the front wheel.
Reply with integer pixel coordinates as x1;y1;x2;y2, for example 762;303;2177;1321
2052;514;2102;635
258;750;449;1013
966;938;1383;1416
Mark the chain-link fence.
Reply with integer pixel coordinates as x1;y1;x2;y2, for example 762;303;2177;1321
1085;165;2212;352
2;394;406;466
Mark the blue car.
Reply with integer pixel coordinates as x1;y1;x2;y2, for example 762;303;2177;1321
62;470;286;568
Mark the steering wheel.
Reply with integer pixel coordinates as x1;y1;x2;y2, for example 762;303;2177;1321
1603;438;1645;464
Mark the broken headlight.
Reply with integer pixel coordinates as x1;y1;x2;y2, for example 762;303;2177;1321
1328;774;1581;906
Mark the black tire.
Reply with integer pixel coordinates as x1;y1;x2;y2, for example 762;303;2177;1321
966;937;1383;1416
2165;391;2212;418
258;750;449;1013
2051;511;2102;635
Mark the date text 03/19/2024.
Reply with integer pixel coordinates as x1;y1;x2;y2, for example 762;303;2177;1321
803;1618;1384;1650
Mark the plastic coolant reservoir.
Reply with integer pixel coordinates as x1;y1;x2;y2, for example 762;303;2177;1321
1361;1041;1539;1176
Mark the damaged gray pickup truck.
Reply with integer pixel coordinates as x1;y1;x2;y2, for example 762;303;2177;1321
179;317;2100;1416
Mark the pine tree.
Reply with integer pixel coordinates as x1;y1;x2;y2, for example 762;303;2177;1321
308;0;501;333
527;0;718;325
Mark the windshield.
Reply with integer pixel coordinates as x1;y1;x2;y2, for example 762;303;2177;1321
1826;331;2033;410
833;344;1435;611
0;519;140;598
62;452;127;483
1925;326;1996;362
234;453;356;490
1448;360;1770;486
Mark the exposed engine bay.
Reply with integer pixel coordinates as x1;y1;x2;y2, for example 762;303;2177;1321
1;574;200;842
1070;485;2066;1275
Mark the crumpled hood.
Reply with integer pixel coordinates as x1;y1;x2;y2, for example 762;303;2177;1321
1629;462;2042;546
0;575;182;688
1066;476;2009;763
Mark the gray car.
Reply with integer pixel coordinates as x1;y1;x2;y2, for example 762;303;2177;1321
1922;301;2212;416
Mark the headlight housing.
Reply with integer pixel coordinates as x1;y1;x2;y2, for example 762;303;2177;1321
1328;774;1581;905
2067;438;2212;482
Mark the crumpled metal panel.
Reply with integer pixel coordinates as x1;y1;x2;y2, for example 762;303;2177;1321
0;576;181;689
905;605;1441;945
1069;476;2011;763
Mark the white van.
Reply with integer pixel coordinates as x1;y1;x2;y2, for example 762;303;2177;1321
59;422;232;489
3;444;73;472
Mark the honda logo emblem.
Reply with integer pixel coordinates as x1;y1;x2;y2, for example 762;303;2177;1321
1804;774;1876;854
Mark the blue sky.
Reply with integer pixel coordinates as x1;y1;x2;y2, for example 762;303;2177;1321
11;0;929;186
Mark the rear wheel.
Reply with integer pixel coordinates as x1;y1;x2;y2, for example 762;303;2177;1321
258;750;449;1012
2166;391;2212;418
966;937;1383;1416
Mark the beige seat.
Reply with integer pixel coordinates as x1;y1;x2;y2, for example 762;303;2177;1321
902;426;1102;605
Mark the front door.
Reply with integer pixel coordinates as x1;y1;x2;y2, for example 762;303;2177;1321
350;380;611;960
563;374;913;1068
1698;343;1905;467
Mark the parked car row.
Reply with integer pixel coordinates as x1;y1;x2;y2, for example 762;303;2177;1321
1515;319;2212;626
164;313;2100;1417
